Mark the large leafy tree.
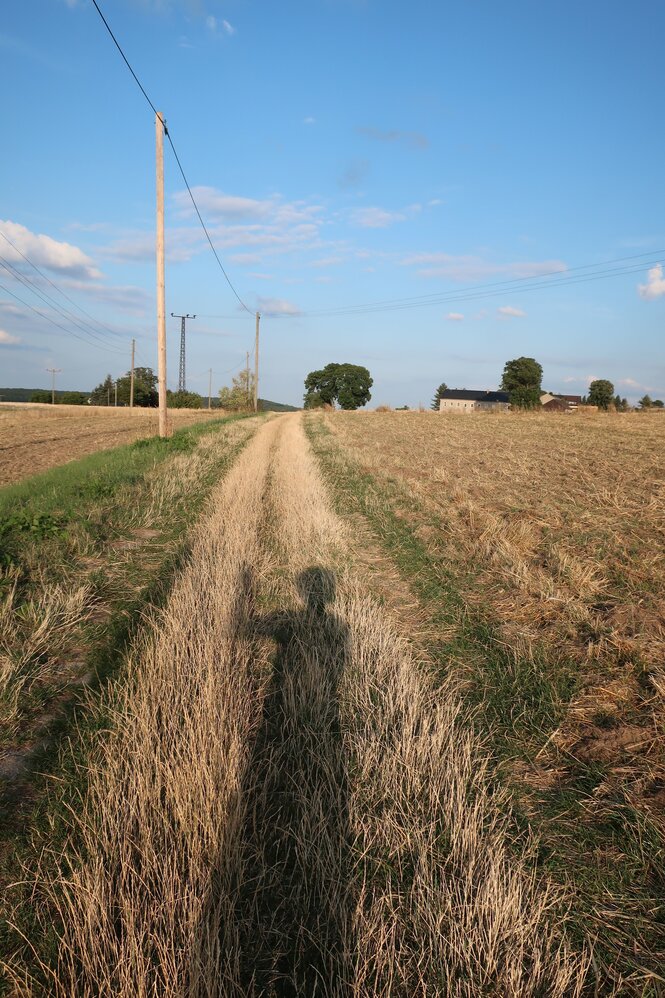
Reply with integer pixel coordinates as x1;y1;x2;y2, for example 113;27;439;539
638;394;652;409
116;367;158;407
304;363;373;410
588;379;615;411
431;382;448;410
500;357;543;409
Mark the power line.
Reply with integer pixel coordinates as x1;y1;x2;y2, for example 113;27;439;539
0;279;126;352
90;0;159;117
302;248;665;317
299;256;664;319
0;229;125;342
90;0;252;314
0;253;126;354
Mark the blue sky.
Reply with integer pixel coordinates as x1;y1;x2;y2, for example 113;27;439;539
1;0;663;406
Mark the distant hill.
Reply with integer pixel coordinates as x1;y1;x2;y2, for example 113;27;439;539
0;388;300;411
258;399;300;412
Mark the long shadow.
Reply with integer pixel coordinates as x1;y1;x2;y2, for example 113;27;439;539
235;566;351;997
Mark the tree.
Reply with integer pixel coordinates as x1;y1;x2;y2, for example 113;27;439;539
59;391;88;405
303;363;373;410
614;395;629;412
431;383;448;410
500;356;543;409
219;368;255;410
167;390;202;409
638;394;653;409
303;390;326;409
588;379;615;411
90;374;115;406
653;399;664;408
30;390;52;403
115;367;158;407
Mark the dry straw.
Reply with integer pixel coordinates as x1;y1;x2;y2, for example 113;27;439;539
16;414;589;996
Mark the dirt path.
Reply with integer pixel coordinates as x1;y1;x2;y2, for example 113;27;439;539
18;414;589;997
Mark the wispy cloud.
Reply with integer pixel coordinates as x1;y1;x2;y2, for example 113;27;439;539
446;312;464;321
351;206;406;229
497;305;526;318
356;126;429;150
0;328;20;345
401;252;567;282
303;116;316;125
205;15;235;35
256;296;300;317
638;263;665;300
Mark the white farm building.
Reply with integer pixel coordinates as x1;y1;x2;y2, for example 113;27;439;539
439;389;510;412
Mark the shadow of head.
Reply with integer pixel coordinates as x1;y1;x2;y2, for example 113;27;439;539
297;567;336;615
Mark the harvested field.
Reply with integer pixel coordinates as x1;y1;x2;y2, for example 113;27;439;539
310;409;665;989
3;414;589;997
0;403;220;486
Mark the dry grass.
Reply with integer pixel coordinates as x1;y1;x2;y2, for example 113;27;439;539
0;403;220;486
13;414;589;996
0;568;95;733
324;411;665;811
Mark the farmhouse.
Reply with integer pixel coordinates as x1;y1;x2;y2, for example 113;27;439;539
439;389;510;413
540;393;582;413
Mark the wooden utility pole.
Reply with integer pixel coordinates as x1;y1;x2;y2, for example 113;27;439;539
253;311;260;413
114;380;118;407
130;338;136;409
208;368;212;411
246;351;250;407
46;367;61;405
156;112;168;438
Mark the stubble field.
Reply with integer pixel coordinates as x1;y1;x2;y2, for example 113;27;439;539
1;408;663;995
0;403;219;486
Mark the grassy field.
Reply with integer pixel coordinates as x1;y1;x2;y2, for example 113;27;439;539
0;403;221;486
1;409;662;995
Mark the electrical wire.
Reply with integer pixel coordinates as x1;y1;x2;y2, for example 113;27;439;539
90;0;253;315
299;258;663;319
0;254;126;354
301;248;665;317
0;280;127;352
0;229;125;342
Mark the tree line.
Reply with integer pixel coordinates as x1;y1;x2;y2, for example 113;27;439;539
431;358;662;411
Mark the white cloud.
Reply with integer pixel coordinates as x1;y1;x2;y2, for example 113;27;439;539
303;116;316;125
351;206;406;229
0;219;101;279
497;305;526;318
618;377;654;391
0;328;20;345
446;312;464;321
638;263;665;300
249;272;275;281
222;19;235;35
401;252;567;282
256;296;300;316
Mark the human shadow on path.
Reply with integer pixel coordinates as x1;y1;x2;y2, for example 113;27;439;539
235;566;351;997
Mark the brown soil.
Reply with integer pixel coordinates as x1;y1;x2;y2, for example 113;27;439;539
0;404;220;486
